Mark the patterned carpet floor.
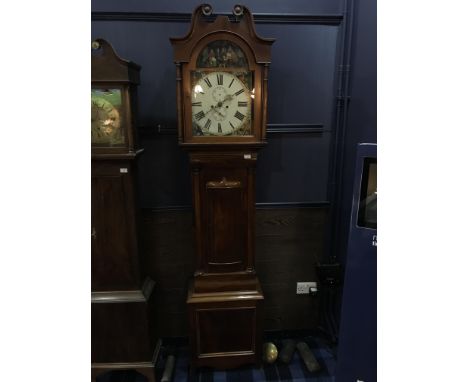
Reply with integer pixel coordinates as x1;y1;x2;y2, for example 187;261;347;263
98;335;336;382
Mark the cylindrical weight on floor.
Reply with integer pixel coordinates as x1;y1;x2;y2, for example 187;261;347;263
161;355;175;382
296;342;321;373
279;339;296;364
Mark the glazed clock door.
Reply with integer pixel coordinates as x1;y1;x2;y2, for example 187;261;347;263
190;40;254;138
181;35;265;144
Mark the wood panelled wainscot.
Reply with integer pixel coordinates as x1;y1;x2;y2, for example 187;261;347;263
140;206;327;337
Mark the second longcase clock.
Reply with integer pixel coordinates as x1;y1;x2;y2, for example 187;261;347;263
91;39;159;382
170;4;274;369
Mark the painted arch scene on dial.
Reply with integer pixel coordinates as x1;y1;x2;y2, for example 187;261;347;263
196;40;247;68
191;40;254;136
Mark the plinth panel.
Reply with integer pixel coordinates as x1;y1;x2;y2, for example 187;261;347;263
187;279;264;369
197;307;255;355
91;300;153;363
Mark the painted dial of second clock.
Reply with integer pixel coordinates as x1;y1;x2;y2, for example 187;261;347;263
192;71;251;136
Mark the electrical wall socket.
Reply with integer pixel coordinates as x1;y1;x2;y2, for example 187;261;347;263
296;282;317;294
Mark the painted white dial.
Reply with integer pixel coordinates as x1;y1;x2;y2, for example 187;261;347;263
191;71;251;136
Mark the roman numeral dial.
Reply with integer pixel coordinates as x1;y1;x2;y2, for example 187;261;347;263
194;110;205;121
204;77;212;88
191;71;252;136
234;111;245;121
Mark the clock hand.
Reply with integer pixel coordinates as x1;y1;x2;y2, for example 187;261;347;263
224;94;234;102
202;107;216;116
218;94;234;106
211;102;228;116
212;94;234;110
213;108;227;118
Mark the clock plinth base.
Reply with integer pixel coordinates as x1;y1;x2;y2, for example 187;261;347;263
187;277;264;369
91;356;159;382
91;285;159;381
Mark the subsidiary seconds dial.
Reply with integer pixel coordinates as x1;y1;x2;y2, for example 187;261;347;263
191;71;252;136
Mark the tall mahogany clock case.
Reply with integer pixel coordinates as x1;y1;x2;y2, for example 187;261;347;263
171;4;274;369
91;39;159;382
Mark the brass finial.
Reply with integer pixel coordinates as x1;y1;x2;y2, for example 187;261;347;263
232;4;244;17
91;40;100;50
201;4;212;16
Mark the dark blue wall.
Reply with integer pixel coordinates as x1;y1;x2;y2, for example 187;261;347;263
91;0;376;288
333;0;377;263
91;1;345;210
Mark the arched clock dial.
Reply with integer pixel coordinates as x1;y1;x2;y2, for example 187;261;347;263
91;89;124;145
191;71;252;136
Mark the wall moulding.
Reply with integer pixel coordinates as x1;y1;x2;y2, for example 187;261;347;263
143;202;330;213
138;123;326;136
91;12;343;25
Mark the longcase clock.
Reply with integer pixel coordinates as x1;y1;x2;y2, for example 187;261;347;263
170;4;274;369
91;39;159;382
